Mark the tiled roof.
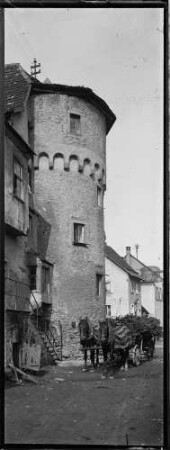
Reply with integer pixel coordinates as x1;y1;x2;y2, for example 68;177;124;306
105;245;141;279
123;254;162;282
5;63;31;113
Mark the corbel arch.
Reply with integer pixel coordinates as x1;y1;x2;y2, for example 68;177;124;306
69;154;79;172
39;152;49;171
83;158;91;176
53;153;64;171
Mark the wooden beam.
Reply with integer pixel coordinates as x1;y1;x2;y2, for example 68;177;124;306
8;364;38;384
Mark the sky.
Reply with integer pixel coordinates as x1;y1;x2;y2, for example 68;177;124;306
5;7;164;268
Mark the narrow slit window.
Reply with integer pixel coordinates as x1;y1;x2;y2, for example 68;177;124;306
106;305;111;316
74;223;85;244
70;114;81;135
96;273;102;296
97;186;102;207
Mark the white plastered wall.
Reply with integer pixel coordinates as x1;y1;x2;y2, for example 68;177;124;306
105;257;129;317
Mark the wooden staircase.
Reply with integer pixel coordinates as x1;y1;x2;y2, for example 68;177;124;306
29;293;62;365
40;328;62;364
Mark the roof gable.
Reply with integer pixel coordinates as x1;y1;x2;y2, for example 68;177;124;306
124;253;162;282
105;245;141;279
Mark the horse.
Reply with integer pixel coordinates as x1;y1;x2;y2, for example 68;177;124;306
78;317;100;370
99;319;110;363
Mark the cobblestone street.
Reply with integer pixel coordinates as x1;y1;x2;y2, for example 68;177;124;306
5;343;163;446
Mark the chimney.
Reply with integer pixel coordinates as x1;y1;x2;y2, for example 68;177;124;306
43;77;52;84
135;244;139;259
125;246;131;265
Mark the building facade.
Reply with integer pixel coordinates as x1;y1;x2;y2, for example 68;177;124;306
33;84;116;358
4;64;116;362
105;245;142;318
124;246;163;326
4;64;56;369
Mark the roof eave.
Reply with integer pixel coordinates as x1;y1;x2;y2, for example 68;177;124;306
5;122;35;157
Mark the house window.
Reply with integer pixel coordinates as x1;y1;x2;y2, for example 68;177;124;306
106;305;111;316
96;274;102;296
97;186;102;207
29;266;37;291
105;279;111;292
28;167;32;192
73;223;85;245
70;113;81;135
13;159;23;200
28;214;33;236
42;266;50;293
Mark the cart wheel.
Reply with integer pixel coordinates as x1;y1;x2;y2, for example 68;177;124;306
133;345;140;367
147;346;154;359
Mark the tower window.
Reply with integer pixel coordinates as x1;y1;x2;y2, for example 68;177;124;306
70;114;81;135
73;223;85;244
96;274;102;296
106;305;111;316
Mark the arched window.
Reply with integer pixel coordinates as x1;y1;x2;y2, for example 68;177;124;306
53;153;64;171
39;153;49;171
69;155;79;172
83;158;91;176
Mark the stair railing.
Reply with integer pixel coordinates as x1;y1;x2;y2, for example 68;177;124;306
40;315;62;361
5;277;62;361
29;292;62;361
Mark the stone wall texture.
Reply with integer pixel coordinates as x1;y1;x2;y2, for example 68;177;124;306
33;93;107;358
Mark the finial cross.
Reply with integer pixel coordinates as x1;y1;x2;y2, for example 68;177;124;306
30;58;41;78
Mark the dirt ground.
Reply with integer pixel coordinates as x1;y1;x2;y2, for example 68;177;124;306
5;342;163;446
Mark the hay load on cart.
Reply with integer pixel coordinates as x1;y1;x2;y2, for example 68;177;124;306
109;315;162;367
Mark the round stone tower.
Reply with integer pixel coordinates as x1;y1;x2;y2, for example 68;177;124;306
32;83;116;358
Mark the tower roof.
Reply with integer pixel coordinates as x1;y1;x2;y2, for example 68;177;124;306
32;81;116;134
5;63;32;113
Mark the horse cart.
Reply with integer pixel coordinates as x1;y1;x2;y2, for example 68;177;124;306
128;331;156;367
109;315;160;368
79;315;161;371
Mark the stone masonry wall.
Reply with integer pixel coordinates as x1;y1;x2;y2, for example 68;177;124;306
33;92;107;359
